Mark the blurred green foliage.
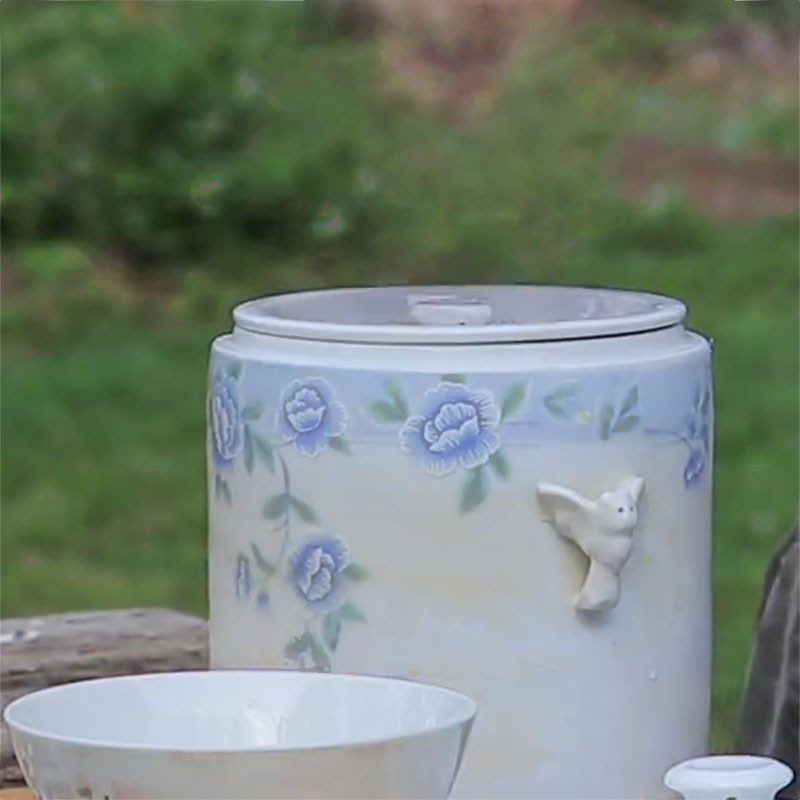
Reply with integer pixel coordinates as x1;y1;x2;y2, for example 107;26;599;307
613;0;799;26
4;1;797;270
3;2;383;264
1;0;797;750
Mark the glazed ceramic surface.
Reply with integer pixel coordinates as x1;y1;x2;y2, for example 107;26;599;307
4;670;476;800
665;756;794;800
208;286;714;799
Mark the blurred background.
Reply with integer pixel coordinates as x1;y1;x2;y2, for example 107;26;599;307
1;0;797;748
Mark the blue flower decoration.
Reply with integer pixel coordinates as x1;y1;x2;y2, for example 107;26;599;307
400;382;501;476
685;384;711;451
210;371;243;466
291;537;349;611
682;381;711;487
684;448;706;487
235;554;252;600
277;378;347;457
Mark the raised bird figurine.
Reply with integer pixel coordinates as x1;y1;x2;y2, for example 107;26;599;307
536;477;645;612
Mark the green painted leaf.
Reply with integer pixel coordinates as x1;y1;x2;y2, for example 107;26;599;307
543;383;578;417
243;427;254;474
279;455;290;491
225;361;242;379
263;493;289;520
290;495;318;524
339;602;366;622
308;634;332;672
489;450;510;479
548;383;578;401
343;563;370;582
599;403;614;440
460;467;488;514
322;612;342;652
368;401;406;423
242;402;264;421
501;383;526;419
543;398;568;418
284;632;313;660
441;373;466;384
251;433;275;474
215;474;232;505
250;543;275;576
613;414;640;433
619;386;639;417
328;436;352;455
384;380;409;417
284;639;303;659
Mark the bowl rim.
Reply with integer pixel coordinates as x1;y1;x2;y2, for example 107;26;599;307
4;669;478;755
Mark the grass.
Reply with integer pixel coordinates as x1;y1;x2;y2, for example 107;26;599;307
2;0;798;751
4;217;796;748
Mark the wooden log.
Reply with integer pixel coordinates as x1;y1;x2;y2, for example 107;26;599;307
0;789;34;800
0;764;23;790
0;609;208;788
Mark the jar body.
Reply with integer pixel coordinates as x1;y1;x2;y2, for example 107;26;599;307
208;325;713;800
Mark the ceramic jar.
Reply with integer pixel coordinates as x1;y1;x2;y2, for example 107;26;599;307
208;286;714;800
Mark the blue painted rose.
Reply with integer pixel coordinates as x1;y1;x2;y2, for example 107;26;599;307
684;448;706;487
682;381;711;487
686;384;711;450
235;554;252;600
210;371;243;465
291;537;349;610
400;382;501;476
277;378;347;457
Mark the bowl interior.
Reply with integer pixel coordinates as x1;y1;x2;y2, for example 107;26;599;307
5;671;476;752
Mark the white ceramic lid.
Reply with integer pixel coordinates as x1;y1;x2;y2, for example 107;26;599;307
664;755;794;798
233;285;687;345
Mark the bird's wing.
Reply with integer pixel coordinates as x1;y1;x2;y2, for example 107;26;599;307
620;476;645;504
536;483;593;531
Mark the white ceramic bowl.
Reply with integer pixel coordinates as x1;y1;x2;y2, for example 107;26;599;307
4;670;477;799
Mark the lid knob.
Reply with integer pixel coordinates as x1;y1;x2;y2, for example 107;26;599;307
408;294;492;326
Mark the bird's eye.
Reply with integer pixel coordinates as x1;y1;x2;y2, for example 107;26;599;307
617;507;624;513
629;506;634;511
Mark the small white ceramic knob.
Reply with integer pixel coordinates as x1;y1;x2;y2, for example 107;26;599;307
664;755;794;800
